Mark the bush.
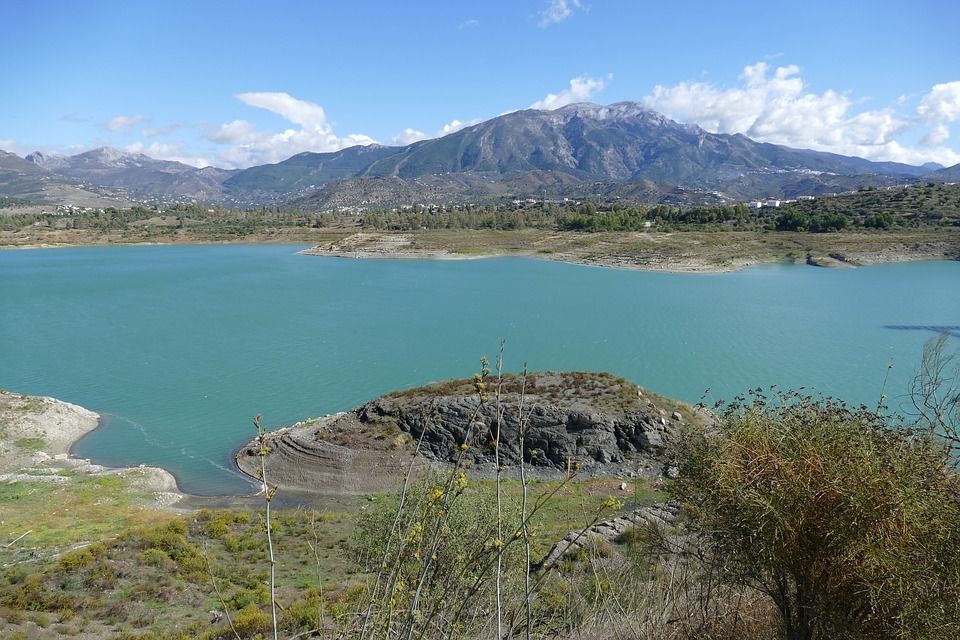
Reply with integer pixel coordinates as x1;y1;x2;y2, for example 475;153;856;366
670;391;960;639
233;603;271;636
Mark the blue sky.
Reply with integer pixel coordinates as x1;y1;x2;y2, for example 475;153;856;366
2;0;959;168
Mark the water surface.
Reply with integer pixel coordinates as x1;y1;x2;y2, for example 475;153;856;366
2;244;958;494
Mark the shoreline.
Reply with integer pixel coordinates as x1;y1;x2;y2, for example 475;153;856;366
0;229;960;274
300;246;758;273
297;244;954;274
0;390;188;509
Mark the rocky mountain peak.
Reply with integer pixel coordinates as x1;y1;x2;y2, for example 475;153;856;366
25;150;68;168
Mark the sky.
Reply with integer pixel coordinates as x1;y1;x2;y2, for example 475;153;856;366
2;0;959;169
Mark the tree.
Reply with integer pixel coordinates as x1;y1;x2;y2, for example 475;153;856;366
776;209;810;231
669;391;960;640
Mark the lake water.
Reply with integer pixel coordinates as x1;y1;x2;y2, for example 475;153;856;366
2;244;958;495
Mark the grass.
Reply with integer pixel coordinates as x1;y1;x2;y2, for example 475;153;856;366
0;475;662;638
0;473;175;551
480;477;664;557
13;437;45;451
388;371;643;409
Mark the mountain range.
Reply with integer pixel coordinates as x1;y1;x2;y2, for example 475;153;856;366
3;102;958;209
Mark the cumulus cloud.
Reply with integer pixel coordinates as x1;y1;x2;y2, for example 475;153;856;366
530;75;607;110
392;128;429;145
916;81;959;148
458;18;479;30
390;118;481;146
924;124;951;146
104;114;145;132
538;0;585;27
917;81;960;123
209;119;259;145
644;62;960;166
207;92;377;167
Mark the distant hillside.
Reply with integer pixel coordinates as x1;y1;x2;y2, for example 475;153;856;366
223;144;403;203
27;147;236;201
792;182;960;225
926;163;960;182
0;150;128;208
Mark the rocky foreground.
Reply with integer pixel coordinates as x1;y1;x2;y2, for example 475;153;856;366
236;371;711;494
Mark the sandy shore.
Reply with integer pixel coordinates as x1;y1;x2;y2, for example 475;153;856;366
300;230;958;274
298;232;748;273
0;390;185;508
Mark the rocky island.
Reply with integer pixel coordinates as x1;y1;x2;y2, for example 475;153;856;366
236;371;709;494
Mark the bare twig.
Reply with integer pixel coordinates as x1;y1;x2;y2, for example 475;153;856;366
253;414;279;640
203;544;242;640
4;530;31;548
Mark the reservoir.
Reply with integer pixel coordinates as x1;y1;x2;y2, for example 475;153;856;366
2;244;958;495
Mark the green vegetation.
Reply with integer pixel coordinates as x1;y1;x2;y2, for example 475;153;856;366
793;182;960;225
13;436;45;451
0;473;173;550
671;390;960;639
0;478;638;638
3;183;957;246
360;183;960;233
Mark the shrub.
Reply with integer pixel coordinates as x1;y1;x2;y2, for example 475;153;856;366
670;391;960;639
233;603;271;636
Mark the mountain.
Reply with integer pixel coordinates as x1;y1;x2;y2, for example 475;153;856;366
0;149;129;207
926;163;960;182
223;144;402;204
236;102;938;207
356;103;927;191
10;103;953;207
27;147;237;201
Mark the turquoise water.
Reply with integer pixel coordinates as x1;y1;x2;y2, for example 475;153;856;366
1;244;958;495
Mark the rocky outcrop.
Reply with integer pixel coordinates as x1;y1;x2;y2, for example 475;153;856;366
236;372;709;494
355;391;672;471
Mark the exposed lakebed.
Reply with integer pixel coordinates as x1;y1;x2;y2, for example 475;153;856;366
1;244;958;495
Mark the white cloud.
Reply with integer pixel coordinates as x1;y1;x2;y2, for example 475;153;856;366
643;62;960;166
392;128;429;145
104;114;145;132
235;92;329;129
207;92;377;167
209;119;259;144
530;75;607;110
439;118;480;135
458;18;479;30
390;118;481;146
538;0;585;27
924;124;951;146
0;139;19;153
917;81;960;123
